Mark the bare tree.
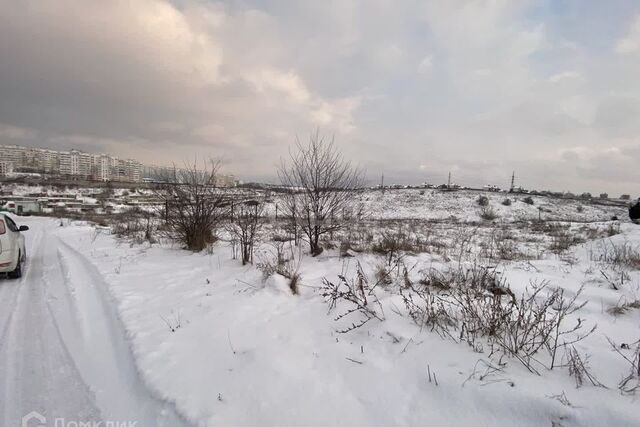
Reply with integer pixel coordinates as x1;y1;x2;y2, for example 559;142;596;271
155;159;230;251
226;199;264;265
278;131;364;256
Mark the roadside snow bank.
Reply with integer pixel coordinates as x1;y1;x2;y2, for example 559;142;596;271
53;221;640;427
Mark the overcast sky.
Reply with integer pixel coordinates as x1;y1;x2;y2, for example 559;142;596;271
1;0;639;194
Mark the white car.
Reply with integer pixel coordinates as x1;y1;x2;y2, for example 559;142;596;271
0;213;28;278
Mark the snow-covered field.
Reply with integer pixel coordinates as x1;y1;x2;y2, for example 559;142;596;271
352;189;627;222
2;182;630;221
1;191;639;427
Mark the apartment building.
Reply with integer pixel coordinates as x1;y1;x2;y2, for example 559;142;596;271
59;149;93;177
0;161;13;176
142;164;238;187
0;145;24;166
93;154;112;181
0;144;235;185
41;149;60;173
0;144;143;182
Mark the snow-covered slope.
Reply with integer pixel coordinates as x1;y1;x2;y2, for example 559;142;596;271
39;214;640;427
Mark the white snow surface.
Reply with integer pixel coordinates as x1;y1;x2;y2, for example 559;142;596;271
1;190;639;426
0;217;190;427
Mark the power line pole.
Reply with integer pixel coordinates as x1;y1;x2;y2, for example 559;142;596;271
381;172;385;194
510;171;515;193
447;171;451;189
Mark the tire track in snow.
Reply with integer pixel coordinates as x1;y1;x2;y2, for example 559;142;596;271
0;223;44;346
1;221;192;427
0;221;101;426
54;236;191;427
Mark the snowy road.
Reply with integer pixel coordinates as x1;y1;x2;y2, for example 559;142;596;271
0;218;189;427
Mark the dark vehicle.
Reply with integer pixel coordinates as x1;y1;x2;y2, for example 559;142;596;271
630;200;640;223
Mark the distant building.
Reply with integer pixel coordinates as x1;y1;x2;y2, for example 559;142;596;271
93;154;112;181
0;144;238;185
0;144;143;182
142;164;237;187
599;193;609;199
1;199;41;215
483;184;501;192
59;149;93;178
0;161;13;176
216;173;239;187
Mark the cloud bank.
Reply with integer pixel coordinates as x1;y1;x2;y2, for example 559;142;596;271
0;0;639;194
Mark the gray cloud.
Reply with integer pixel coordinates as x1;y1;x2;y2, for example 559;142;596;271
0;0;639;194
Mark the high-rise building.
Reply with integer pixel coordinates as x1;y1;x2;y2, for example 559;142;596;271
0;161;14;176
0;145;24;166
0;144;143;182
0;144;237;185
142;164;238;187
59;149;93;177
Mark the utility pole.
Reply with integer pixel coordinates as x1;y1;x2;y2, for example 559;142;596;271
447;172;451;189
510;171;515;193
381;172;385;194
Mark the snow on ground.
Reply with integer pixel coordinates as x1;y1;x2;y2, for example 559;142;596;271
351;189;626;222
0;217;190;427
1;187;637;426
33;203;639;426
3;182;630;222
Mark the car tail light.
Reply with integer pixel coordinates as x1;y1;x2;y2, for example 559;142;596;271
0;220;5;235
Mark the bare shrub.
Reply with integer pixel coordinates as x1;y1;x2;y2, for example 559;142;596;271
606;223;621;237
463;359;509;387
530;220;565;235
523;196;534;205
339;240;354;257
502;198;512;206
607;297;640;316
155;159;230;251
400;283;457;338
549;231;574;254
477;195;489;206
480;205;498;221
226;199;264;265
599;269;630;291
547;392;574;408
160;311;182;333
399;263;594;374
278;131;364;256
288;272;302;295
478;226;526;262
372;228;426;261
374;262;394;287
461;281;594;374
565;346;605;388
337;226;374;255
111;208;157;244
496;236;524;261
256;241;302;293
419;267;455;291
592;240;640;270
607;337;640;394
321;262;385;333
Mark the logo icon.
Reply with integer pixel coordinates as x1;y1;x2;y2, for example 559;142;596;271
22;411;46;427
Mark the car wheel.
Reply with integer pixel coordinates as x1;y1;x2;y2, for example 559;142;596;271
8;251;22;279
